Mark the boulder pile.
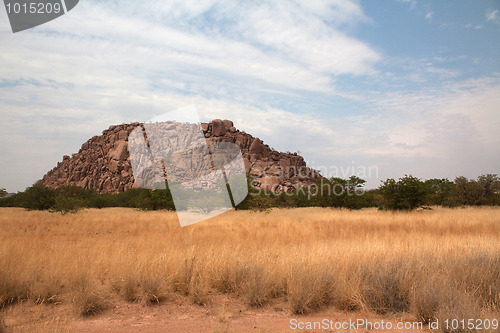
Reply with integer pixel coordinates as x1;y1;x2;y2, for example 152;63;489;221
38;120;321;193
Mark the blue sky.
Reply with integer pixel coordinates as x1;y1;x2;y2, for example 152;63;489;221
0;0;499;192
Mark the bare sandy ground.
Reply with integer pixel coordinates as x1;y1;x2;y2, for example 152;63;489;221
1;294;430;333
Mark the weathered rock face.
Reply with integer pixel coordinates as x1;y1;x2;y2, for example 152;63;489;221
38;120;321;193
38;123;141;193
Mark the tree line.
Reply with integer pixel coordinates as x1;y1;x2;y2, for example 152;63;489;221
0;185;174;213
238;174;499;211
0;174;498;213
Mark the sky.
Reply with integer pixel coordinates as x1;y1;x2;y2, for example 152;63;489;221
0;0;499;192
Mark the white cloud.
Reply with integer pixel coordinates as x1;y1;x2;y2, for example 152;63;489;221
397;0;417;9
439;83;500;146
357;76;500;182
425;11;434;21
486;9;498;22
424;66;460;79
0;1;380;94
466;24;483;29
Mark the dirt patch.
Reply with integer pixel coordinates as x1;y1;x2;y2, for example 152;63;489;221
1;294;429;333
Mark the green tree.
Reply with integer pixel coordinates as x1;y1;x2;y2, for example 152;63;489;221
235;175;268;210
88;193;115;208
21;185;56;210
345;176;367;194
477;174;499;204
151;189;175;210
131;188;155;210
57;185;88;200
425;178;455;206
50;185;89;214
0;188;7;198
328;177;347;207
245;194;274;212
52;195;85;214
452;174;500;206
452;176;483;206
343;176;370;209
122;188;174;211
326;176;370;209
379;175;429;210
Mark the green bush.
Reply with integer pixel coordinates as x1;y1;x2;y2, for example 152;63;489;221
51;195;86;214
88;193;116;208
0;192;23;207
247;194;275;212
311;176;373;210
110;187;174;211
379;175;429;210
449;174;499;206
50;185;96;214
20;185;56;210
425;178;454;206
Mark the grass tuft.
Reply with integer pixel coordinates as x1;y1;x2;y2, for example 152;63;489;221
241;265;272;308
112;275;139;303
70;277;103;316
189;271;211;305
360;258;411;314
287;263;336;314
141;276;162;305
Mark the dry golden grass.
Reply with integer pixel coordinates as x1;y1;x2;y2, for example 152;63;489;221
0;206;499;331
0;313;5;333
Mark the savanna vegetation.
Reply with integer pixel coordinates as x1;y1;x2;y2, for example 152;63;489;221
0;174;498;214
0;207;498;332
0;175;498;331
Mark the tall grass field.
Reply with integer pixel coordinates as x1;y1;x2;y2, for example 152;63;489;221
0;207;498;332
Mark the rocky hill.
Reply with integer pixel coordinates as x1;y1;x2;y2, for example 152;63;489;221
37;120;321;193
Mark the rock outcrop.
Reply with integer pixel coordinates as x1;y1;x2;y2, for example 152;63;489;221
38;120;321;193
